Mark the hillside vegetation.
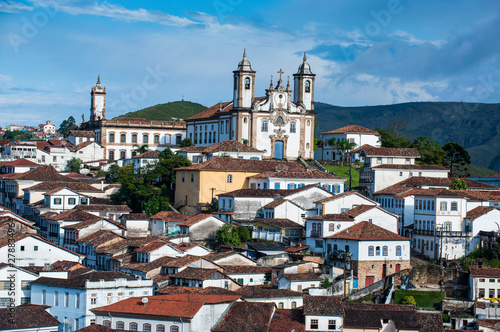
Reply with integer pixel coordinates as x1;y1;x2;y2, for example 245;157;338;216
118;101;206;121
314;102;500;171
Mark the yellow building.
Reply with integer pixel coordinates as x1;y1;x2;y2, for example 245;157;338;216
174;157;306;214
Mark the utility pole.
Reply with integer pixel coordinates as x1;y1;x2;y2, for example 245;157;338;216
210;188;216;211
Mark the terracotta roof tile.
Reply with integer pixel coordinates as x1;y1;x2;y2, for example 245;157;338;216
161;255;204;268
213;301;275;332
355;144;420;157
282;273;321;281
62;216;126;231
255;218;302;229
132;150;160;159
76;204;132;212
470;267;500;278
170;267;225;281
176;157;306;172
120;255;176;273
69;130;95;138
223;266;271;274
9;165;76;181
49;209;100;221
270;308;305;332
0;304;60;329
325;221;409;241
32;270;136;288
372;164;448;170
179;140;263;153
321;124;379;135
135;239;172;253
186;101;233;120
303;295;344;316
486;173;500;178
0;158;40;167
178;213;214;227
150;210;189;220
203;251;256;264
237;285;303;299
466;206;500;220
76;230;122;246
122;213;149;220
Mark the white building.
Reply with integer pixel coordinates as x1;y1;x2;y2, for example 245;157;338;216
314;191;379;215
316;124;380;161
177;140;264;164
278;273;322;292
186;51;316;160
31;270;153;330
0;263;39;307
470;268;500;301
0;304;61;332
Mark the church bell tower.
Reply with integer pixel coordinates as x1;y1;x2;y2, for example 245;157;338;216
293;52;315;111
233;49;256;109
90;75;106;122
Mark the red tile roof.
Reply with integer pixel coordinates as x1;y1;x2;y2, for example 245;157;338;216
223;266;272;274
62;216;126;231
255;218;303;229
161;255;204;268
120;255;176;273
178;213;215;227
466;206;500;220
0;304;60;329
252;169;345;179
0;158;40;167
213;301;275;332
76;230;122;246
9;165;75;181
133;150;160;159
175;157;306;172
303;295;344;316
321;125;379;135
179;140;263;153
470;267;500;278
325;221;409;241
135;239;172;253
91;294;240;318
122;213;149;220
270;308;305;332
186;101;233;120
237;285;303;299
371;164;448;170
150;210;189;220
170;267;227;281
282;273;321;281
356;144;420;157
69;130;95;138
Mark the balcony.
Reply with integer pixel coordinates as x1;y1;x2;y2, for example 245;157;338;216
310;231;322;238
435;230;471;238
413;229;435;236
48;232;59;238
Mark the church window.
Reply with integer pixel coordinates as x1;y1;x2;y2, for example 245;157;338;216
143;134;148;143
227;174;233;183
154;135;160;144
108;150;115;161
243;117;247;124
307;120;311;126
120;133;126;143
262;120;268;132
109;133;115;143
245;77;250;89
290;121;296;133
305;80;311;92
132;134;137;143
306;143;310;149
276;116;284;125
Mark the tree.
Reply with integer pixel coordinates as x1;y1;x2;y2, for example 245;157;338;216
179;138;193;147
450;178;469;190
401;295;417;305
216;224;241;247
442;142;471;177
133;144;149;155
3;130;33;141
322;276;331;289
412;137;446;165
58;116;79;138
236;226;251;243
67;157;82;173
376;128;412;148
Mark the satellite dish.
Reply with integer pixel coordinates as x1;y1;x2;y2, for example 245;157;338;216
141;297;149;304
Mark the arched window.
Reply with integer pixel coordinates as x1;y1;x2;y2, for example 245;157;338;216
103;320;111;328
109;133;115;143
291;301;297;308
444;221;452;231
382;246;388;256
170;326;179;332
143;324;151;332
120;133;126;143
368;246;374;256
130;323;138;331
116;321;124;330
245;77;250;89
227;174;233;184
376;246;381;255
143;134;149;144
396;245;402;256
157;325;165;332
290;121;296;133
132;134;137;143
278;302;284;309
276;116;284;125
305;80;311;92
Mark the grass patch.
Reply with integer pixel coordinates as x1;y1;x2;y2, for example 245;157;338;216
323;165;360;188
394;290;445;310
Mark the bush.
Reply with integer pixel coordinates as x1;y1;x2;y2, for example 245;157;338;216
394;290;445;309
236;226;251;243
401;295;416;305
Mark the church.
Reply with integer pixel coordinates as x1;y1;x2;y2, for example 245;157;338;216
185;51;316;160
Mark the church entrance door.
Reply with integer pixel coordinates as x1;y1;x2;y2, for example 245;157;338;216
274;140;284;159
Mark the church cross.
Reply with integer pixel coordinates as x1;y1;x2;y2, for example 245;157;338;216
277;69;284;81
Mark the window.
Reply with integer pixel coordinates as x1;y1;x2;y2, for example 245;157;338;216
400;171;403;176
42;290;46;304
109;133;115;142
21;281;30;290
291;301;297;308
451;201;458;211
34;245;38;251
120;133;126;143
90;294;97;305
107;293;112;304
104;320;111;328
396;245;402;256
315;239;323;248
405;158;411;164
345;245;350;252
262;119;268;132
143;134;148;143
329;223;335;231
75;293;80;309
108;150;115;161
54;291;59;306
328;320;336;330
376;246;381;256
68;198;76;205
129;323;138;331
132;134;137;143
368;246;374;256
290;121;296;133
440;202;447;211
54;198;61;205
116;321;124;330
388;157;393;164
382;246;388;256
154;135;160;144
305;80;311;92
157;325;165;332
245;77;250;89
120;151;126;160
278;302;284;309
143;324;151;332
190;173;194;183
181;173;185;182
64;292;69;307
227;174;233;183
479;288;485;297
310;319;319;329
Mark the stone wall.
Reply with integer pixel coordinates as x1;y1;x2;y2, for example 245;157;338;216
352;259;411;289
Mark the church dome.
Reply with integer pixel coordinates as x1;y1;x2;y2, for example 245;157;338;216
236;49;254;72
296;52;313;75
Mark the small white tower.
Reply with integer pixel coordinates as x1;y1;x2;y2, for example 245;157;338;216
233;49;256;109
90;75;106;122
293;52;315;111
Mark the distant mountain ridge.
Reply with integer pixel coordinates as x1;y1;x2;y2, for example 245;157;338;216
314;101;500;171
117;101;206;121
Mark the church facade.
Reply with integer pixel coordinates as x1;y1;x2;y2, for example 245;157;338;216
81;77;186;161
186;51;316;160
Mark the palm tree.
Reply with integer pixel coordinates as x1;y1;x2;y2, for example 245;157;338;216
133;144;149;155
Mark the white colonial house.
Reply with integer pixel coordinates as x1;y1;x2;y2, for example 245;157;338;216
278;273;322;292
0;233;84;267
303;296;344;332
0;158;41;174
0;263;39;307
134;239;182;263
67;130;95;146
119;213;150;237
356;145;449;196
177;140;264;164
314;191;379;215
316;124;380;161
31;270;153;331
323;221;411;290
222;266;271;286
238;285;304;309
177;214;227;242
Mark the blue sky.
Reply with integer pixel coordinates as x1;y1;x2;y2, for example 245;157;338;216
1;0;499;127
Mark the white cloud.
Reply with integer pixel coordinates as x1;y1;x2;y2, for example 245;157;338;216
390;30;443;47
0;1;33;13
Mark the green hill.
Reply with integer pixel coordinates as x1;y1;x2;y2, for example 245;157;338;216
314;101;500;172
117;101;206;121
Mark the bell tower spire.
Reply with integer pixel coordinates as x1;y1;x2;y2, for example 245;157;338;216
90;75;106;122
233;49;256;109
293;52;315;111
